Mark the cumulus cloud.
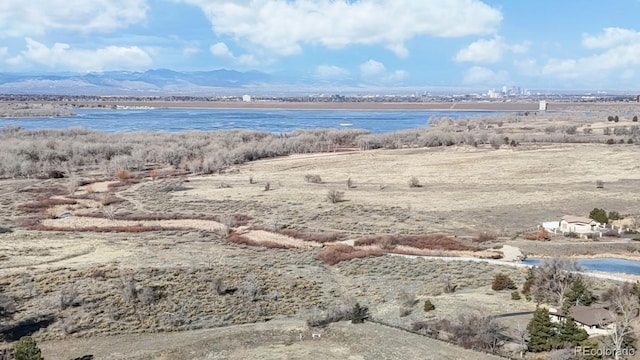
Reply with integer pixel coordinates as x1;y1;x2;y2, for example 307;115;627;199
582;27;640;49
210;42;234;58
10;38;152;72
0;0;148;37
463;66;508;85
183;46;200;56
359;60;407;85
314;65;350;81
455;36;530;64
179;0;501;58
542;28;640;81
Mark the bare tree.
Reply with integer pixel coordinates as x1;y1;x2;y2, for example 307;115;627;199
601;283;639;359
441;275;457;294
531;257;582;307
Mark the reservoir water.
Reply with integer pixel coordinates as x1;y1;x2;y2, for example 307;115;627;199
522;258;640;276
1;108;505;133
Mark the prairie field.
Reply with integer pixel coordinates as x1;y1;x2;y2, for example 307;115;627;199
1;103;640;359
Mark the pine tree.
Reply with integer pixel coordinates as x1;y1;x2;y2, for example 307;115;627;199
563;276;595;312
14;336;42;360
351;302;369;324
557;317;589;348
522;268;535;296
527;307;555;352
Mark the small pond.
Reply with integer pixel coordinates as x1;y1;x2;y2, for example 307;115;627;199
522;258;640;275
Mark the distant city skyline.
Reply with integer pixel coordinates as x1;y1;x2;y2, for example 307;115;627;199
1;1;640;90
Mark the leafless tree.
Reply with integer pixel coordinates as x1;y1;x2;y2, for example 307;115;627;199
531;257;582;307
441;275;457;294
601;283;639;360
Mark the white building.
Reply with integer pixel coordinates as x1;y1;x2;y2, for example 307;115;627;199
559;215;604;236
242;95;252;102
539;100;547;111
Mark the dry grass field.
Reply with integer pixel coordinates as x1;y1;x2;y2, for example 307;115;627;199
1;105;640;359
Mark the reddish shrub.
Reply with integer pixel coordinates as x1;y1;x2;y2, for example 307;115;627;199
318;244;384;265
353;234;473;251
115;169;130;180
523;230;550;241
26;224;170;233
18;198;77;213
18;187;67;196
226;233;291;249
278;229;345;243
107;178;141;191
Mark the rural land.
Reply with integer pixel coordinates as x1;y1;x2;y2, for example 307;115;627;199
1;98;640;359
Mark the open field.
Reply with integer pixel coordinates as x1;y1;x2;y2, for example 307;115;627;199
1;108;640;358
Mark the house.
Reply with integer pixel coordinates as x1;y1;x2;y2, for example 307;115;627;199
559;215;603;237
549;305;615;336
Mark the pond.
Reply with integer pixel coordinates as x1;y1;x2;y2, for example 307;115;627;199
522;258;640;276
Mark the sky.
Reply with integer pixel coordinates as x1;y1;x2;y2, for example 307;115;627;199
1;0;640;90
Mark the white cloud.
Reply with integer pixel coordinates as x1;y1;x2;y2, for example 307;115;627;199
0;0;148;37
314;65;350;81
0;47;7;59
455;36;530;64
463;66;508;85
359;59;407;85
210;42;234;58
582;27;640;49
183;46;200;56
11;38;152;72
542;28;640;81
179;0;501;58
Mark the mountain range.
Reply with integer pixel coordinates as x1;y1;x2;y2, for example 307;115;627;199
0;69;283;96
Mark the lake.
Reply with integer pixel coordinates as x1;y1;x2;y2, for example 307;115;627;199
0;108;505;133
523;258;640;276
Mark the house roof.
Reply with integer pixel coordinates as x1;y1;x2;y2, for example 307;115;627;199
554;305;615;327
561;215;596;224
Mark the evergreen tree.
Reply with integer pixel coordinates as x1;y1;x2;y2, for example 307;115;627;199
562;276;595;312
351;302;369;324
557;317;589;348
527;307;555;352
589;208;608;224
14;336;42;360
522;268;535;298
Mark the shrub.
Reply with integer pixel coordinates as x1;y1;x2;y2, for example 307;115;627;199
595;180;604;189
634;115;638;122
304;174;322;183
473;231;497;243
327;189;344;203
408;176;421;188
14;336;42;360
492;273;516;291
115;169;130;180
276;228;345;243
511;291;521;300
424;299;436;312
606;138;616;145
264;182;271;191
318;244;384;265
614;115;620;122
351;302;369;324
346;177;353;189
608;211;621;221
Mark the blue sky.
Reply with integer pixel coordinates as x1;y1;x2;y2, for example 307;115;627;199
1;0;640;90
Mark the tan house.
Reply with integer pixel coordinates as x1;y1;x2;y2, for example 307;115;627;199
559;215;603;236
549;305;615;336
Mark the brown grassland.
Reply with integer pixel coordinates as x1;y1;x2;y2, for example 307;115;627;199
0;102;640;359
